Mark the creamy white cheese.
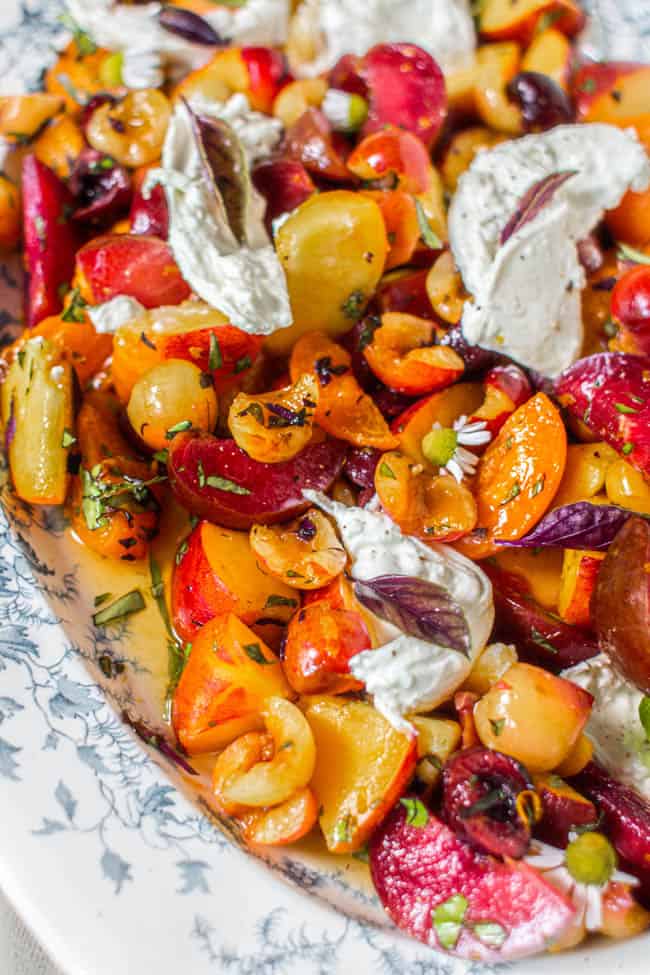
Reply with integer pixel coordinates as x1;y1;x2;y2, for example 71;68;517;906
121;48;165;90
146;100;291;335
291;0;475;77
449;124;650;378
88;296;146;335
187;93;283;168
205;0;290;47
64;0;289;81
564;655;650;800
304;491;494;732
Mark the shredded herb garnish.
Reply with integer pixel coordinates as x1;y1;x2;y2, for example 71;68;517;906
205;474;251;494
92;589;145;627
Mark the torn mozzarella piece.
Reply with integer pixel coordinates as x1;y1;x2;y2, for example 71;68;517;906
304;491;494;731
564;655;650;800
290;0;475;77
88;296;146;334
146;100;292;335
449;124;650;378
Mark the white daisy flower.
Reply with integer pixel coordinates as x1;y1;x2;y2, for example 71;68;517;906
421;415;491;483
525;833;639;932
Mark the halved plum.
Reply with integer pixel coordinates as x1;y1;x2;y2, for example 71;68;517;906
369;802;575;960
572;761;650;905
168;433;346;529
483;563;599;672
555;352;650;477
75;234;191;308
359;44;447;149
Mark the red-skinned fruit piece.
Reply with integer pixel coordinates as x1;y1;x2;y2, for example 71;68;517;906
442;747;538;859
69;149;132;226
241;47;288;113
168;433;346;530
611;266;650;355
328;54;368;97
75;234;190;308
369;802;575;960
483;563;599;672
571;761;650;905
377;269;434;320
347;126;434;196
129;174;169;239
252;158;315;231
22;155;80;328
283;108;351;182
591;515;650;694
470;364;533;437
572;61;644;120
533;773;598;848
359;43;447;149
363;313;464;396
555;352;650;477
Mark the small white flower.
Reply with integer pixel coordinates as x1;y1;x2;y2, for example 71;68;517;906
525;838;638;932
422;415;491;483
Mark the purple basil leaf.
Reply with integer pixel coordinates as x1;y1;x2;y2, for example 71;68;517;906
159;7;224;46
592;276;617;292
500;171;576;246
4;400;16;452
496;501;644;551
296;516;317;541
354;575;470;656
188;105;248;243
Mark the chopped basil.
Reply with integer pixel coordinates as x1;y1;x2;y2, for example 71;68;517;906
208;332;222;371
615;402;638;415
400;797;429;827
61;288;87;323
165;419;193;439
616;242;650;265
530;627;558;654
197;459;206;488
59;12;97;56
80;468;164;532
489;718;505;737
414;198;442;250
332;816;351;845
92;589;145;627
61;428;77;449
471;921;507;948
500;482;521;505
379;461;396;480
530;474;545;497
175;539;189;565
264;594;298;609
93;592;112;607
341;290;365;320
205;474;251;495
622;442;635;455
243;642;273;665
239;402;264;425
352;845;369;864
153;449;169;464
432;894;468;950
640;696;650;740
234;354;252;374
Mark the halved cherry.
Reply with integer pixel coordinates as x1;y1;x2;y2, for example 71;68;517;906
442;746;539;859
363;313;464;396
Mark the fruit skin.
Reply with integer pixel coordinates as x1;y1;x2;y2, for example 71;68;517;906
455;393;567;559
392;382;484;465
283;108;351;182
556;353;650;479
483;562;600;672
283;603;370;695
171;520;296;643
377;268;434;320
363;313;464;397
369;803;576;960
533;772;598;847
75;234;190;309
601;882;650;938
470;364;532;437
129;170;169;239
572;62;650;150
572;761;650;905
301;695;417;853
480;0;584;44
168;433;346;530
591;515;650;694
474;42;523;135
359;43;447;149
611;267;650;355
474;662;593;773
442;746;536;859
251;158;315;232
557;549;604;626
21;155;81;328
250;508;346;591
171;613;290;755
242;786;319;847
267;190;388;355
606;185;650;247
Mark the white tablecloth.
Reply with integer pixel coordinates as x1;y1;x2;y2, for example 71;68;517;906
0;890;61;975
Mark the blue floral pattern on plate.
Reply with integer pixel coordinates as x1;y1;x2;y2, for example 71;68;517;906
0;2;648;972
